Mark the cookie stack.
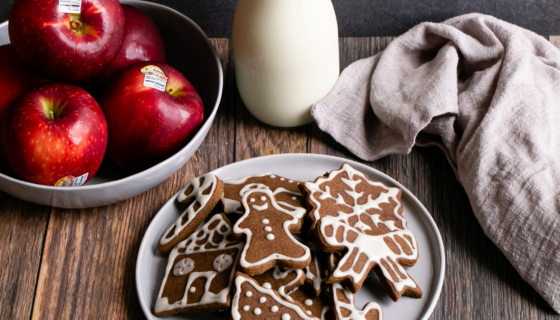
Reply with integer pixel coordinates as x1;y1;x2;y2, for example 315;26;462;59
153;163;423;319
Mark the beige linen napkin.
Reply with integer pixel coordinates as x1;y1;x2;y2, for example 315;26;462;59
313;13;560;312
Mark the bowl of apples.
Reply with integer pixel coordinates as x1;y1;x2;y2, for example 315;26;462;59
0;0;223;208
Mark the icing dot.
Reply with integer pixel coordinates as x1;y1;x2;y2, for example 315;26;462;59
260;196;266;201
291;197;297;200
250;198;255;202
307;310;312;315
304;299;313;306
271;306;279;312
288;180;294;183
270;175;276;178
262;219;269;224
264;226;272;232
259;297;267;303
189;287;196;293
243;306;250;311
280;178;285;181
254;308;261;315
246;291;253;297
266;234;275;240
262;282;272;289
282;314;291;320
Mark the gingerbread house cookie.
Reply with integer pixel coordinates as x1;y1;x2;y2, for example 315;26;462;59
154;213;243;316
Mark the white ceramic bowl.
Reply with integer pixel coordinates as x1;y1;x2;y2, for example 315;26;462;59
0;1;223;208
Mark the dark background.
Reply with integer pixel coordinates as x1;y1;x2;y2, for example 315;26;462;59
1;0;559;37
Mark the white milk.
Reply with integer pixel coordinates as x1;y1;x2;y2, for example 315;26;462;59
232;0;340;127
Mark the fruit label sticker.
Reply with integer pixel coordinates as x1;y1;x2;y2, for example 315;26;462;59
58;0;81;14
55;173;89;187
141;65;168;92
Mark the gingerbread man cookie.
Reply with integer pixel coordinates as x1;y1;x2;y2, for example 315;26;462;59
221;173;306;219
303;163;422;299
154;213;243;316
232;272;319;320
233;189;311;276
252;267;305;300
158;173;224;254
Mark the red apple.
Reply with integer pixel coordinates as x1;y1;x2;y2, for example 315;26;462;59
8;0;125;82
0;83;108;186
83;5;166;89
99;62;204;171
0;44;49;124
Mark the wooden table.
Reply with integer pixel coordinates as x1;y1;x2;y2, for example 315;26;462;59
2;37;560;320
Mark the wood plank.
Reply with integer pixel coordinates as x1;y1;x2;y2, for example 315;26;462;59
311;36;560;319
0;193;50;320
30;38;236;320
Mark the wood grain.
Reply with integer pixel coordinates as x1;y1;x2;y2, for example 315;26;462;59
1;36;560;320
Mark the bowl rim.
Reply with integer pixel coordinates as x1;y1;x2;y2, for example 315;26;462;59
0;1;224;191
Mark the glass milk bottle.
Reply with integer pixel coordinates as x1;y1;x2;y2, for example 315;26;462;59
232;0;339;127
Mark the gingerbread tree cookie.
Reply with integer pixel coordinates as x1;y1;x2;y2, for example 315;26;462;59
232;272;319;320
303;163;421;299
221;172;307;219
154;213;243;317
158;173;224;254
233;189;311;276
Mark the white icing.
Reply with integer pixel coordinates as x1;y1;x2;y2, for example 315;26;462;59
305;299;313;306
270;175;276;178
231;276;318;320
265;226;272;232
280;178;285;181
305;163;419;293
246;291;253;297
243;305;250;311
288;180;294;183
270;267;305;301
260;297;267;303
331;282;384;320
262;282;272;289
262;219;269;224
222;197;242;214
260;196;266;201
291;197;297;200
189;287;196;293
320;216;418;293
160;173;219;246
252;203;269;211
307;311;312;315
282;314;291;320
234;189;311;270
254;308;262;315
213;254;234;273
250;198;256;202
173;257;195;277
305;242;327;294
154;214;244;313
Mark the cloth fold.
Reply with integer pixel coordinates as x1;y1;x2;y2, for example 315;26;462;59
313;13;560;312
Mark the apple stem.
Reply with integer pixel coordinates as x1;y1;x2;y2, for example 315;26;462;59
70;19;82;32
49;110;54;120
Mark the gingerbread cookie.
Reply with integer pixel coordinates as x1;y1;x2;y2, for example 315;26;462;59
221;173;307;219
329;283;383;320
252;267;305;300
304;242;329;297
289;288;333;320
232;272;319;320
158;173;224;254
154;213;243;316
303;163;421;299
233;189;311;276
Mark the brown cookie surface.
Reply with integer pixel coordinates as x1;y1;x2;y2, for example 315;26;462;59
158;173;224;254
221;173;306;219
289;287;333;320
231;272;320;320
233;189;311;276
304;242;330;297
304;163;422;299
329;283;383;320
252;267;305;300
154;214;243;317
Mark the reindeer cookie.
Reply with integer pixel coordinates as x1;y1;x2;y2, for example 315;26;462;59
233;189;311;276
158;173;224;254
154;214;243;316
232;272;319;320
221;173;307;219
303;163;422;299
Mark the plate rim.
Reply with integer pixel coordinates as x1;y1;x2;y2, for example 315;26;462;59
136;153;446;319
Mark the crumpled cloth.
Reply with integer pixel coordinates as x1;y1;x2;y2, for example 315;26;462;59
312;13;560;312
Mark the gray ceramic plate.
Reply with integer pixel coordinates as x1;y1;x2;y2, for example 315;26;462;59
136;153;445;320
0;1;222;208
